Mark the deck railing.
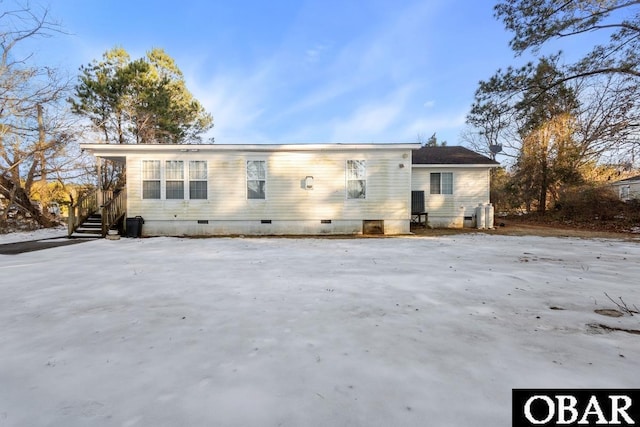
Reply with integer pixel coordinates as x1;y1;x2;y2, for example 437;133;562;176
101;189;127;236
67;189;127;237
67;190;99;237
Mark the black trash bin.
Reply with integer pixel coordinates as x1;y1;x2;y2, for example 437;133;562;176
126;216;144;238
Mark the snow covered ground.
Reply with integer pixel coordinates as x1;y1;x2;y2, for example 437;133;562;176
0;233;639;426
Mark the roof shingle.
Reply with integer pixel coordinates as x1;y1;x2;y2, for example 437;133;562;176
412;146;499;165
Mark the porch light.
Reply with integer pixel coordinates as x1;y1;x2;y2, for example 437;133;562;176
305;176;314;189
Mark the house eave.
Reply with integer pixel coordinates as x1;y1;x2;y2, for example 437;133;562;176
80;142;421;157
611;179;640;185
411;163;499;168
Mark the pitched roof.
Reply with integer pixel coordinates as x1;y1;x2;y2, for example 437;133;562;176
613;174;640;184
412;146;499;165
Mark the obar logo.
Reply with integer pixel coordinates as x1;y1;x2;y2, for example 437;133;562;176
513;389;639;426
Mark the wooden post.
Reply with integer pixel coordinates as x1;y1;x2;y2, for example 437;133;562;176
67;204;75;237
96;157;104;206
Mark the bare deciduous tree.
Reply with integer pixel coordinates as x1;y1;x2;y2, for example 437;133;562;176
0;2;78;227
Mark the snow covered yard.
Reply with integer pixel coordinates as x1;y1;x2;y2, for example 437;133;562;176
0;233;639;426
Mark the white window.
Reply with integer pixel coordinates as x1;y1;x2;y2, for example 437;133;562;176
142;160;161;199
165;160;184;199
347;160;366;199
620;185;630;200
247;160;266;199
189;161;207;200
430;172;453;195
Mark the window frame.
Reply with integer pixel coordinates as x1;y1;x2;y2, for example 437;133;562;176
246;159;267;200
346;159;367;200
620;185;630;200
165;160;185;200
188;160;208;200
430;172;453;195
141;160;161;200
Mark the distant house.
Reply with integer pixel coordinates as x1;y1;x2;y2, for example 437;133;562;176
75;143;498;237
609;174;640;202
412;146;499;228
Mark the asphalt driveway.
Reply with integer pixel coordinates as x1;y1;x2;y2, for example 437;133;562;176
0;237;98;255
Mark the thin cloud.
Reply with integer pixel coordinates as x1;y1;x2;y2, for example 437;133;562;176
329;84;416;141
274;2;440;124
189;67;273;143
182;1;450;143
404;112;468;139
305;43;330;63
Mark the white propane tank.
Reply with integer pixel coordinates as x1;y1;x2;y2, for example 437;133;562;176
476;204;486;229
485;203;494;229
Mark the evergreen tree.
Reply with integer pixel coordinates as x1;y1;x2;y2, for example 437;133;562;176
70;47;213;144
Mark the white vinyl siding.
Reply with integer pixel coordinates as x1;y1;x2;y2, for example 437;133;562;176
247;160;266;199
189;161;207;200
413;167;491;226
346;160;366;199
142;160;161;199
125;149;412;229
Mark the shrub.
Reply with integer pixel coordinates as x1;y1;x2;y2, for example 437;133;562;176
553;186;628;222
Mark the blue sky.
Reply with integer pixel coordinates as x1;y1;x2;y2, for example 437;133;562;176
26;0;520;144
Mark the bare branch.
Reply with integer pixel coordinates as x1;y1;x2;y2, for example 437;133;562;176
604;292;640;316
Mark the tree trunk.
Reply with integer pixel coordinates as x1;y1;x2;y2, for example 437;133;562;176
37;103;47;182
0;174;54;228
538;161;548;214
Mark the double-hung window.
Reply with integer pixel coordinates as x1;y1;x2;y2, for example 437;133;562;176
347;160;366;199
620;185;630;200
247;160;266;199
189;161;207;199
430;172;453;195
142;160;161;199
165;160;185;199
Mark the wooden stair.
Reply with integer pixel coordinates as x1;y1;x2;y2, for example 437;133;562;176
69;214;103;238
68;188;127;238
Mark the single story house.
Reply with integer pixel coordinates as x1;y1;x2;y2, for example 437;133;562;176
609;174;640;202
76;143;498;236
